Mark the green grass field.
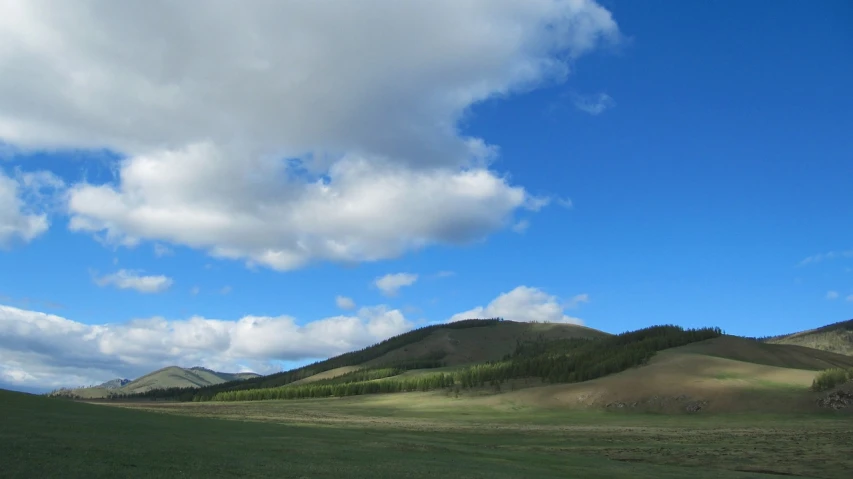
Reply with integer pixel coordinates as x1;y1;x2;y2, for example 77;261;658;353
2;389;851;478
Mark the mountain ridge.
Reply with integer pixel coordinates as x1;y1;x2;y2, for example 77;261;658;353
762;319;853;356
50;318;853;413
49;366;260;399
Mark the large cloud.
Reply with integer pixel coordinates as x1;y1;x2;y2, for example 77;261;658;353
0;303;412;390
0;0;619;269
67;151;534;269
449;286;584;324
0;284;590;389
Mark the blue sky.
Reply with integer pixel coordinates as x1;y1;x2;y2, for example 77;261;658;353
0;0;851;391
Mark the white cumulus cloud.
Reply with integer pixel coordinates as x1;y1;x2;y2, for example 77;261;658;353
0;302;412;390
375;273;419;297
0;0;620;270
449;286;584;324
93;269;173;294
826;291;839;300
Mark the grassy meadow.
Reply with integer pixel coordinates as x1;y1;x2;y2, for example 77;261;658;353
3;389;852;479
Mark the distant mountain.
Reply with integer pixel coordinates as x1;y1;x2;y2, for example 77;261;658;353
763;319;853;356
49;366;260;399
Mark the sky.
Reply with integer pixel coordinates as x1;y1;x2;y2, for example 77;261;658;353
0;0;851;393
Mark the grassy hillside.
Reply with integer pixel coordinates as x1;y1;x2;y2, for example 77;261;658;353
763;319;853;356
485;335;853;414
208;325;723;402
157;318;603;401
288;366;363;386
103;319;853;411
50;366;260;399
491;349;818;413
7;389;853;478
202;327;853;412
363;320;609;367
676;335;853;370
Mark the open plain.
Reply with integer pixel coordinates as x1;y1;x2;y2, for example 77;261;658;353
3;387;852;479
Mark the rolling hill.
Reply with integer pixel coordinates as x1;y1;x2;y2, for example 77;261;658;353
145;321;724;402
55;318;853;414
50;366;259;399
169;318;609;400
363;319;609;367
762;319;853;356
486;335;853;413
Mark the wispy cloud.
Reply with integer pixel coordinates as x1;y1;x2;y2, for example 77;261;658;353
0;293;65;310
219;286;232;295
826;291;839;300
432;271;455;279
572;92;616;116
374;273;418;297
93;269;173;294
335;295;356;310
566;293;590;308
556;197;574;209
798;249;853;266
153;243;173;257
0;170;53;248
511;219;530;234
524;196;551;211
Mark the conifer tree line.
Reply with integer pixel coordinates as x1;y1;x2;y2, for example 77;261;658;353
211;373;457;401
203;325;722;403
121;318;502;401
117;322;721;403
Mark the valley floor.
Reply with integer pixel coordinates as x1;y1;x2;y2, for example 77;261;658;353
3;389;851;479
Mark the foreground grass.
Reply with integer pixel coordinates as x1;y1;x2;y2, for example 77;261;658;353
2;389;850;478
